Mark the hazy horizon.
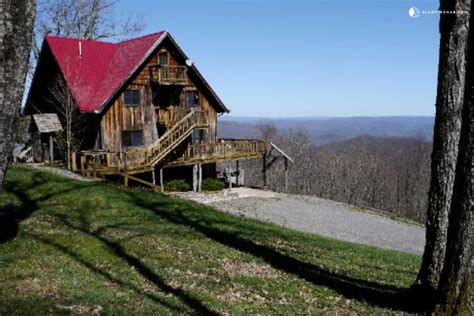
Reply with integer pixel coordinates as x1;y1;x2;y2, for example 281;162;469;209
219;114;435;120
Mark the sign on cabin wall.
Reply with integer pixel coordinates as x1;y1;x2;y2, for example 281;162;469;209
32;114;63;133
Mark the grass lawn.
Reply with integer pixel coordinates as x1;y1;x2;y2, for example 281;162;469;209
0;165;421;315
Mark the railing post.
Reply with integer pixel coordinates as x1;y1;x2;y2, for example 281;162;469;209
92;162;97;178
124;152;128;172
71;151;77;172
116;152;121;171
80;154;85;176
106;152;111;167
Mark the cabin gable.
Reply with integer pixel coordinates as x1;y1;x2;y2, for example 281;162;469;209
100;37;218;152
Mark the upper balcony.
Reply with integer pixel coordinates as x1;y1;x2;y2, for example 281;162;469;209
150;65;188;85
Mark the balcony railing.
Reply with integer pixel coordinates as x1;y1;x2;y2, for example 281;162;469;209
150;65;187;85
166;139;267;166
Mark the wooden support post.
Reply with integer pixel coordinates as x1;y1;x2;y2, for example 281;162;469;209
117;152;121;170
80;155;85;176
198;163;202;193
49;134;54;164
262;154;267;188
92;162;97;178
160;168;164;192
284;158;289;192
71;152;77;172
106;152;111;168
192;164;198;192
152;170;156;185
124;152;128;172
236;160;240;186
124;173;129;187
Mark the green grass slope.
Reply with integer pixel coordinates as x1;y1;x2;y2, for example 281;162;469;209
0;165;421;315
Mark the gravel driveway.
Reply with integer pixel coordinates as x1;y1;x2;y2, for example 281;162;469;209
203;190;425;255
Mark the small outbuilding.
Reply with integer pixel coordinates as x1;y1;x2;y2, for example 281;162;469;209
31;113;63;162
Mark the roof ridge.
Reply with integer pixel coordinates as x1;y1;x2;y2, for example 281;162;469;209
117;30;166;44
45;31;167;46
45;34;117;45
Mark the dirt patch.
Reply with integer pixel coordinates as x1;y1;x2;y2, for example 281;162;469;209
222;259;281;279
56;304;103;315
27;163;96;182
216;284;268;304
18;277;60;301
172;187;277;204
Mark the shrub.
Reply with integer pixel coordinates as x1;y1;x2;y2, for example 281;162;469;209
201;178;225;191
164;179;191;192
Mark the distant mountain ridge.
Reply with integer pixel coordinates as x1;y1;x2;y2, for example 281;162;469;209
218;116;434;146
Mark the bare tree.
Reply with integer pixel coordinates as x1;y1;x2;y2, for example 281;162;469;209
240;122;432;224
0;0;36;190
44;69;84;170
33;0;144;58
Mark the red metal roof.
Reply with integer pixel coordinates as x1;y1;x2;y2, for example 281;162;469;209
45;32;165;112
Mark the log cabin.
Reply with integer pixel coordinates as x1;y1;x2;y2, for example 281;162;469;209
25;31;268;190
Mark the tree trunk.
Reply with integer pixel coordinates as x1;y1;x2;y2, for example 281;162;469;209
434;4;474;314
0;0;36;191
417;0;471;290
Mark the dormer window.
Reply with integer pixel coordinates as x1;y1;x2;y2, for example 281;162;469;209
124;90;140;106
158;51;168;65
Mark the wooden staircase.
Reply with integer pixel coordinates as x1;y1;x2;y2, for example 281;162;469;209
124;109;208;171
75;109;208;180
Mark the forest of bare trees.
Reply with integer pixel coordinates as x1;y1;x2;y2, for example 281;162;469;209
240;125;432;222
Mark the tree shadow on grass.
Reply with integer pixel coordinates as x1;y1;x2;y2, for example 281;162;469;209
29;233;202;315
48;213;218;315
127;193;430;313
2;170;217;315
1;171;94;243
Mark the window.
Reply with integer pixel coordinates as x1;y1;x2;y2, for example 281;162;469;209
186;91;199;109
124;90;140;106
158;52;168;65
192;129;204;144
122;130;143;147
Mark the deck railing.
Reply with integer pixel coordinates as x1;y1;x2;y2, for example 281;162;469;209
150;65;187;85
74;150;120;176
167;139;267;166
75;138;267;176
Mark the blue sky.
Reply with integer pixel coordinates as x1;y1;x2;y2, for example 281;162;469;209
119;0;440;117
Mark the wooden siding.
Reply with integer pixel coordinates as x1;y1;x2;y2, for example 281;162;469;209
100;41;217;151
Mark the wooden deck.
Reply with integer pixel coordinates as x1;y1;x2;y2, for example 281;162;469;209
73;139;266;177
165;139;266;167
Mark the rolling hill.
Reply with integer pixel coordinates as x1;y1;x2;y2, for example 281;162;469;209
218;116;434;146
